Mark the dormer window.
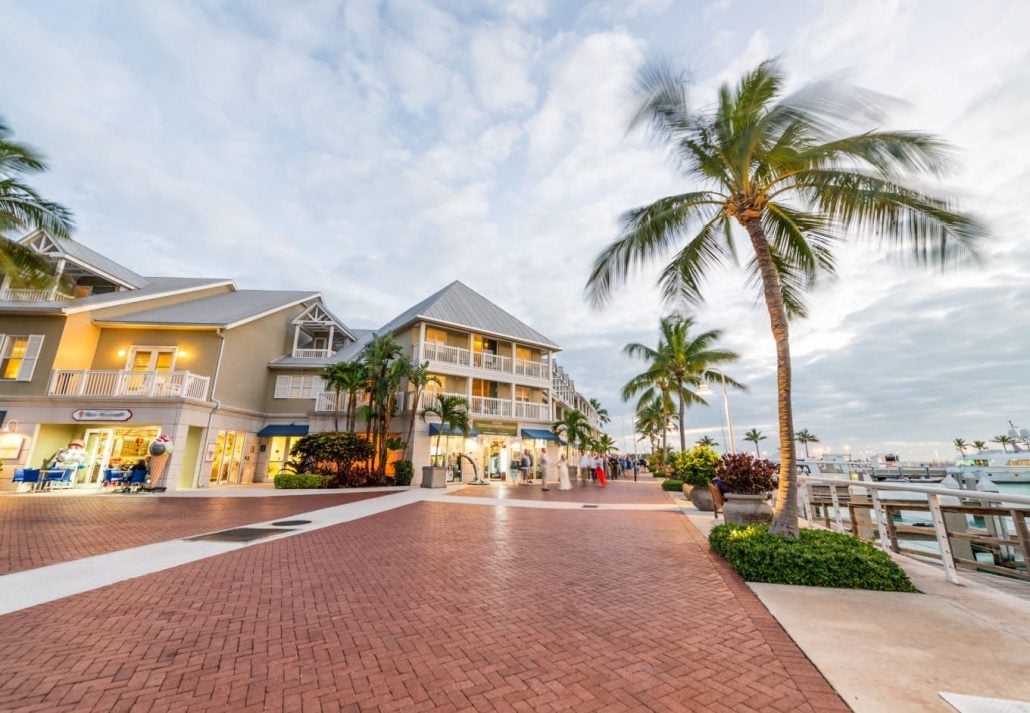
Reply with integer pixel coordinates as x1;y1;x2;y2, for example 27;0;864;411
290;302;352;359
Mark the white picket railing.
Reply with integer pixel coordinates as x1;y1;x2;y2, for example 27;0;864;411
292;348;333;359
514;401;549;421
49;370;210;401
0;288;74;302
516;358;549;380
472;350;512;373
417;342;471;367
416;342;549;381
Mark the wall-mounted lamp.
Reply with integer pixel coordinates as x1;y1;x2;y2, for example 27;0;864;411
176;349;188;358
116;348;127;358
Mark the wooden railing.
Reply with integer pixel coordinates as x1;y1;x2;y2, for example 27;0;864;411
799;475;1030;585
49;370;210;401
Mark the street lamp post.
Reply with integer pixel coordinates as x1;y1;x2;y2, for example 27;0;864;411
700;370;735;453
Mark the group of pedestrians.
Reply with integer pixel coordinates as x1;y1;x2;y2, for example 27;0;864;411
510;447;613;491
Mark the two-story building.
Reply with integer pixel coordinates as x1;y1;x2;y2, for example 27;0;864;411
0;231;352;491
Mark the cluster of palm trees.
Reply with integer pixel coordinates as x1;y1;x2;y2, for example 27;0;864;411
585;59;986;537
622;313;743;466
0;119;75;285
954;436;1022;455
553;408;616;463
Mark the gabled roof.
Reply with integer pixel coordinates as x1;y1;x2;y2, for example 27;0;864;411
95;290;320;329
22;232;147;289
0;277;234;315
377;281;560;350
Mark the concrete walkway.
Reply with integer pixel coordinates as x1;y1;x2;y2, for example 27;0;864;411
671;491;1030;712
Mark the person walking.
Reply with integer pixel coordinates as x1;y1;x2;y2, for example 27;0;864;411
578;452;591;485
558;454;572;490
594;453;607;487
539;447;550;491
520;450;531;486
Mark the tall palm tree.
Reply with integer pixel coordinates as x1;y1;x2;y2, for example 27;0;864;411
953;438;969;456
623;314;741;452
596;433;617;455
589;398;611;427
404;361;440;462
587;61;986;536
743;428;767;458
634;399;666;456
319;362;352;433
972;440;987;454
360;334;405;477
554;409;591;461
0;119;75;287
696;435;718;448
795;429;819;459
421;394;470;467
992;435;1014;453
335;361;367;433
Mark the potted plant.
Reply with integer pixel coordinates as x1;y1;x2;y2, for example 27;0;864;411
672;445;720;511
420;394;469;488
716;452;777;525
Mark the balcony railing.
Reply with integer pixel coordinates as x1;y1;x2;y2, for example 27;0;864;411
49;370;210;401
514;401;550;421
419;342;471;367
292;348;333;359
472;350;512;373
416;342;549;381
0;288;74;302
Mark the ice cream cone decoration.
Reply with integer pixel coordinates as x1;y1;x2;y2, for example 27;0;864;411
148;434;174;488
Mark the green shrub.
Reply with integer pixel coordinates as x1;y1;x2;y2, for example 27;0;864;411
274;473;331;489
660;478;685;492
287;433;375;487
671;445;721;487
393;460;414;486
708;524;917;592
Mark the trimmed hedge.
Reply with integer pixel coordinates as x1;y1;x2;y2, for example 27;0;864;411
708;524;917;592
393;460;414;486
661;478;685;492
274;473;331;489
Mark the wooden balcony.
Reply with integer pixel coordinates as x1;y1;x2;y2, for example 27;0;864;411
49;370;211;401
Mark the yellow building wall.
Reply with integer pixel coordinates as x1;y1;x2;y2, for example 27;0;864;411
52;312;101;371
30;424;81;469
91;328;222;380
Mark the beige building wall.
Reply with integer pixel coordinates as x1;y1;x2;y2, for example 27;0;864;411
265;367;322;415
0;314;67;397
214;305;304;411
91;328;222;379
52;312;101;371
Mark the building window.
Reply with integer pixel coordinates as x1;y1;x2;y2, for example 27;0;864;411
0;335;44;381
274;374;321;399
128;346;176;372
515;386;531;403
425;327;448;344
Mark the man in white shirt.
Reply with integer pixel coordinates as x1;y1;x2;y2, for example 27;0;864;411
578;452;591;483
539;447;550;491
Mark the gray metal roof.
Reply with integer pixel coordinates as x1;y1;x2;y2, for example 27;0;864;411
97;290;318;328
51;236;148;288
327;329;377;364
376;281;560;350
0;277;232;314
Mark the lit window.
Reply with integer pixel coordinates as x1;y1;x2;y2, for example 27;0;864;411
1;337;29;379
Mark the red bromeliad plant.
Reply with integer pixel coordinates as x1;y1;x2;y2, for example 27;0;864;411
716;453;777;495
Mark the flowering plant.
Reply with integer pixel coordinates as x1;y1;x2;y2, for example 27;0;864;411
715;452;776;494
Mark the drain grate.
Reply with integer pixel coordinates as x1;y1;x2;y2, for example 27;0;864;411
187;527;294;543
581;504;599;509
270;519;311;526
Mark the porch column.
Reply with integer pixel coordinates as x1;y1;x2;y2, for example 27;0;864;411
327;325;335;354
291;326;300;356
418;322;426;361
511;382;517;420
511;341;517;374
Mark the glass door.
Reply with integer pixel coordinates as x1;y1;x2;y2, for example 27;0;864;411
209;430;246;485
82;428;114;485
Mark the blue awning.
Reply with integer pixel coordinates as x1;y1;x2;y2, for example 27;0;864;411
428;423;477;437
257;424;309;437
521;428;564;444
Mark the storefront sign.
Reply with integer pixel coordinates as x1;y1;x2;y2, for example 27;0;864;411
473;420;518;436
71;409;133;422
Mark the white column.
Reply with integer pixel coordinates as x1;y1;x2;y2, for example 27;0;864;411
327;325;335;354
418;322;426;361
511;341;517;374
291;327;300;356
511;381;517;419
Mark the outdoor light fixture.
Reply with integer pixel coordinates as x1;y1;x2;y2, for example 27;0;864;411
177;349;188;358
117;348;127;358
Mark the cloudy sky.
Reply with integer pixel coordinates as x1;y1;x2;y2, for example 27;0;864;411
3;0;1028;460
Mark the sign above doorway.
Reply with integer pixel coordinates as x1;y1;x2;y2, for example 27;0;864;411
473;420;518;436
71;409;133;422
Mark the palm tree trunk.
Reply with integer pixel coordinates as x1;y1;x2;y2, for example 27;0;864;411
406;388;418;463
333;387;341;434
677;384;686;452
753;442;760;458
743;216;798;539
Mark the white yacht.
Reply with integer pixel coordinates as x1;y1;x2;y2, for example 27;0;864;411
947;423;1030;484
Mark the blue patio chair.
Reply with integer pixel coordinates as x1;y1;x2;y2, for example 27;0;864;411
102;469;123;487
45;468;75;490
21;469;41;491
12;468;25;483
125;468;149;493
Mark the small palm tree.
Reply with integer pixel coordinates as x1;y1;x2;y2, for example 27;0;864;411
696;435;718;448
795;429;819;459
404;361;440;461
597;433;617;455
586;60;987;537
743;428;767;458
319;362;351;433
421;394;470;467
554;410;591;461
992;435;1014;453
335;361;367;433
953;438;969;456
0;119;75;287
973;440;987;453
589;398;611;426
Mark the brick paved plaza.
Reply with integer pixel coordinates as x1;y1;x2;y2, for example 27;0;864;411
0;483;847;712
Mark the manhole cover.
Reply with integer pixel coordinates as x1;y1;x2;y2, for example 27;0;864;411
187;527;293;543
270;519;311;526
582;504;599;509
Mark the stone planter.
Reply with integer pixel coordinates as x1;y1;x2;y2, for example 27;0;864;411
569;465;580;482
723;493;773;526
685;484;714;512
420;466;448;489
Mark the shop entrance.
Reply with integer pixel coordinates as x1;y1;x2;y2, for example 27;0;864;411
265;435;300;479
209;430;247;485
78;426;162;485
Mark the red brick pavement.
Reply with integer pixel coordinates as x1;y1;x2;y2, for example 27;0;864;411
451;480;670;505
0;492;389;575
0;497;848;712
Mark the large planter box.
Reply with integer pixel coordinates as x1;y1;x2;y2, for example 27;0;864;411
724;493;773;526
684;484;714;511
421;466;448;489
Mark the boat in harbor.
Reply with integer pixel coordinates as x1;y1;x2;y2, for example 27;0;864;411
946;423;1030;484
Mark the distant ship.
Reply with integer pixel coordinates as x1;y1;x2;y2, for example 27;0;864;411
947;424;1030;484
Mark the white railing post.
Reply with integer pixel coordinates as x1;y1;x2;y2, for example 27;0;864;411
927;493;961;585
868;487;891;553
829;483;844;533
799;480;812;524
